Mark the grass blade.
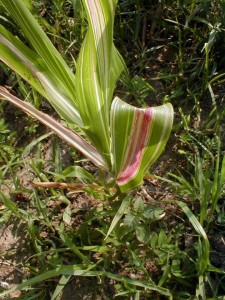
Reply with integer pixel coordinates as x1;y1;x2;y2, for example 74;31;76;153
22;132;53;157
104;272;172;297
51;275;71;300
105;195;132;239
0;266;102;298
55;165;96;182
176;201;209;275
59;232;90;265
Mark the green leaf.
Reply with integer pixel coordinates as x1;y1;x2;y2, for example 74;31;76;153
168;172;196;198
176;201;210;275
51;275;71;300
22;132;53;157
123;213;139;229
176;201;208;240
59;232;90;264
133;197;144;213
210;140;224;217
0;191;21;217
56;165;96;182
220;155;225;185
0;25;46;96
143;206;165;221
150;231;158;249
158;230;167;247
135;224;150;243
76;0;124;163
63;205;72;225
111;97;173;192
105;195;132;239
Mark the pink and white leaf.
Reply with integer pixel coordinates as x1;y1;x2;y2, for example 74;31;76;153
110;96;173;192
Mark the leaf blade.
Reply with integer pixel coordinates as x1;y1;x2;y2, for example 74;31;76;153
111;97;173;192
0;25;83;126
1;0;76;96
105;195;132;239
75;0;124;162
0;87;108;170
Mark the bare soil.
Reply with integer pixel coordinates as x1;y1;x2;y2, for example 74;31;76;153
0;223;27;298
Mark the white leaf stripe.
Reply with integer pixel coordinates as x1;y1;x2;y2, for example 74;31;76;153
0;37;45;97
76;35;110;153
75;0;122;160
36;72;83;127
0;34;37;74
0;87;108;170
2;0;76;95
0;29;83;126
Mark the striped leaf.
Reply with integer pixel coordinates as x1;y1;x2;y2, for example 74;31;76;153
111;97;173;192
0;25;83;126
0;87;108;170
0;25;46;97
75;0;124;164
1;0;76;98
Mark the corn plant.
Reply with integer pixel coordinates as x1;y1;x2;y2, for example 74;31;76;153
0;0;173;193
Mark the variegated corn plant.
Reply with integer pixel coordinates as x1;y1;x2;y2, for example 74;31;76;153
0;0;173;193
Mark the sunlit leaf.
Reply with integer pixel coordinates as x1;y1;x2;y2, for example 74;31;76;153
111;97;173;192
76;0;124;163
0;25;83;126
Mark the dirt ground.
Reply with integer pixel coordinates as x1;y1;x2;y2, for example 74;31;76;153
0;223;25;298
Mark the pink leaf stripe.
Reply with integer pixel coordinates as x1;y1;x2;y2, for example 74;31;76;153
0;87;108;170
117;108;152;185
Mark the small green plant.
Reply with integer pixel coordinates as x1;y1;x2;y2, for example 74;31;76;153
110;196;165;244
169;144;225;227
0;118;15;163
0;117;21;186
171;103;225;228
